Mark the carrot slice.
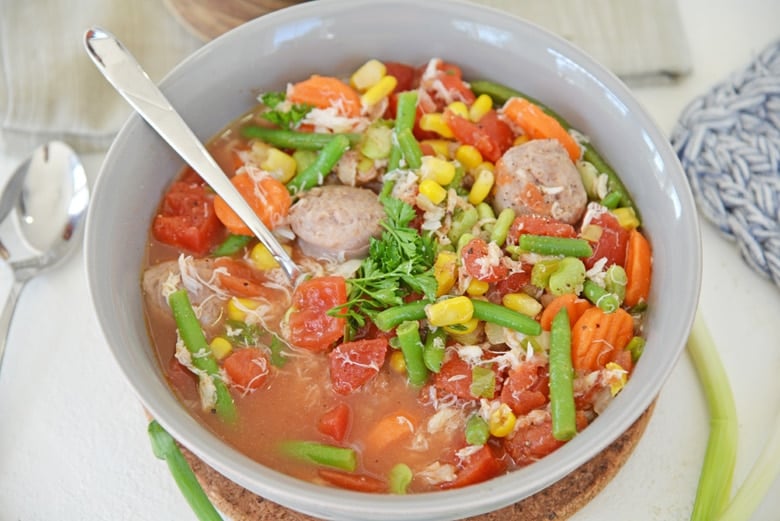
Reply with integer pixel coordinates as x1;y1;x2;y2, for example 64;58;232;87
213;173;291;236
288;75;362;118
318;469;386;493
624;229;652;307
539;293;592;331
571;307;634;372
364;412;416;452
502;97;581;161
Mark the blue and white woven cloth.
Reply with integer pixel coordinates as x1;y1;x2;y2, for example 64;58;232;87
671;40;780;287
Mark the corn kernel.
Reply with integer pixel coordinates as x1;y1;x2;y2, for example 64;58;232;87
361;75;398;106
389;350;407;374
227;297;262;322
419;113;454;138
468;168;495;205
613;207;640;230
426;296;474;327
209;336;233;360
489;403;517;437
434;251;458;297
261;148;297;183
605;362;628;396
444;317;479;335
251;242;280;270
350;59;387;91
419;179;447;205
446;101;469;119
513;135;530;146
420;139;452;159
421;156;456;185
502;293;542;317
469;94;493;122
466;279;490;297
454;145;483;170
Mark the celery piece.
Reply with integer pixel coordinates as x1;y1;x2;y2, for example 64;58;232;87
687;313;738;521
465;414;490;446
148;421;223;521
470;366;496;399
389;463;413;495
548;257;586;296
360;122;393;160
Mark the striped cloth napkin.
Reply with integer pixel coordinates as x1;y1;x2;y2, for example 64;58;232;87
0;0;202;155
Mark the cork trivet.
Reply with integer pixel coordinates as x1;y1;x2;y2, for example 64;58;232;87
162;0;309;41
178;401;654;521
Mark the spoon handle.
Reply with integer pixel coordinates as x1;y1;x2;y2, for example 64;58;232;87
83;27;301;283
0;279;25;374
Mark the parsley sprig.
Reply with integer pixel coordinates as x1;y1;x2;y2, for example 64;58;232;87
341;196;437;334
259;91;312;129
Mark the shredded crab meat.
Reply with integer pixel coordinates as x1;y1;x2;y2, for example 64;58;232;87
417;462;457;485
174;335;218;412
586;257;609;287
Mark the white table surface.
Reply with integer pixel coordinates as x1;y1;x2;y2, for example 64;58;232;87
1;1;779;519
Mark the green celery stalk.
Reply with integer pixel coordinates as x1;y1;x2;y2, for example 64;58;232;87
687;313;738;520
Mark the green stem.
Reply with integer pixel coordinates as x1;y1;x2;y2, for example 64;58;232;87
687;312;738;521
148;420;223;521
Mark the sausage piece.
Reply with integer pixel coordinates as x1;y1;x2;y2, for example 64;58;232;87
493;139;587;225
288;185;385;261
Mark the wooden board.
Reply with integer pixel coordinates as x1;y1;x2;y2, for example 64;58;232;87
163;0;308;41
178;402;655;521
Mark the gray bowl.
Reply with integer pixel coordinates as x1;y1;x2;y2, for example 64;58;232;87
85;1;701;519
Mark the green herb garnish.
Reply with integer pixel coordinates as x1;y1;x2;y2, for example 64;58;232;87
259;91;312;130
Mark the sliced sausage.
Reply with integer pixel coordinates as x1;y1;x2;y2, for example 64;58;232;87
288;185;385;261
493;139;587;225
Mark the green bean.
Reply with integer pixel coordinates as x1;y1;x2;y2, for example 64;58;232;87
388;91;418;171
490;208;516;246
470;79;637;213
476;202;496;222
626;335;646;362
286;134;351;194
241;125;360;150
396;320;430;386
373;300;430;331
518;234;593;258
422;327;446;373
548;257;586;296
168;289;236;424
280;440;357;471
211;234;251;257
549;307;576;441
600;191;622;209
396;127;423;169
465;414;490;446
582;279;620;313
148;420;223;521
389;463;413;495
447;206;479;244
470;299;542;336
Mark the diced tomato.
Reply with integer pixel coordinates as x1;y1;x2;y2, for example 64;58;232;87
486;271;532;305
213;258;271;299
441;445;506;489
583;211;630;269
152;181;223;255
318;403;352;442
443;109;514;163
506;214;577;245
318;469;387;493
433;357;498;401
288;276;348;352
500;364;549;416
461;237;508;283
223;348;270;390
384;61;417;93
329;338;388;395
503;412;588;466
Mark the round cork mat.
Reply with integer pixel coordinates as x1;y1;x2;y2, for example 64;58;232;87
162;0;309;41
177;401;655;521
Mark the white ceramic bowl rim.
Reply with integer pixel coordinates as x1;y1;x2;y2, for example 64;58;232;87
85;1;702;519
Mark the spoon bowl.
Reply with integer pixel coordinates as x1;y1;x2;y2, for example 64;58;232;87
0;141;89;371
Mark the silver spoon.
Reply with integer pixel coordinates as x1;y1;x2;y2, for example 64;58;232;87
0;141;89;372
83;26;302;283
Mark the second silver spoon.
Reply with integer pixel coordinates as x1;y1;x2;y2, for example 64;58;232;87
83;26;301;282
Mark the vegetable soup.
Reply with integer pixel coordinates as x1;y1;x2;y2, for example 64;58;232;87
142;57;652;494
